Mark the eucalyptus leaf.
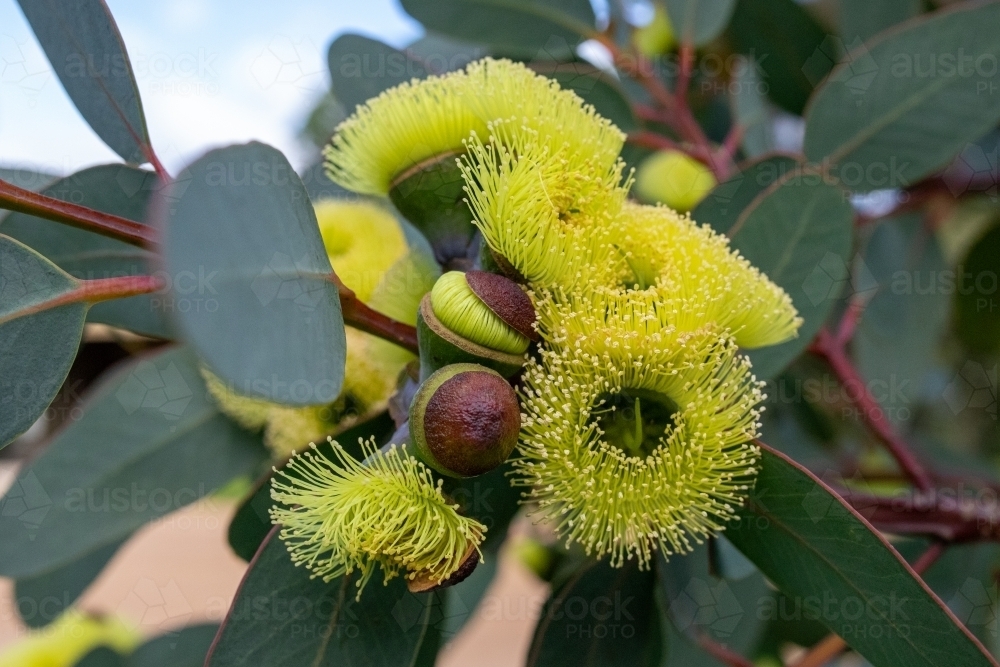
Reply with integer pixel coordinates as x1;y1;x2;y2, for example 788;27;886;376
0;235;86;447
955;223;1000;355
16;0;150;163
399;0;597;58
692;154;800;234
839;0;921;44
0;164;170;339
724;171;854;379
160;142;346;406
207;529;437;667
726;445;996;667
855;214;950;424
328;34;427;114
129;623;220;667
663;0;736;46
16;537;128;628
527;559;662;666
804;2;1000;192
0;346;267;577
727;0;832;115
731;58;773;158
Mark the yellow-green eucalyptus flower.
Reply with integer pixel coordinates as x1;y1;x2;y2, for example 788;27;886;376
270;438;485;597
460;121;632;290
0;610;139;667
515;324;763;568
323;58;625;196
612;201;802;348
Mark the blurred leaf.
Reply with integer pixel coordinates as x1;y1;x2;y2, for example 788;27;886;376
16;0;150;163
855;214;950;423
919;542;1000;649
840;0;921;43
804;3;1000;193
527;559;662;666
160;142;346;406
530;61;638;130
0;166;58;192
0;235;86;447
440;556;499;640
328;34;428;114
955;223;1000;354
0;164;171;338
444;461;523;555
0;346;267;578
726;444;996;667
657;542;770;659
664;0;736;46
693;154;800;233
75;647;127;667
405;33;490;69
16;536;128;628
207;529;436;667
129;623;220;667
399;0;597;58
727;0;832;115
726;172;854;379
227;411;396;562
731;58;773;158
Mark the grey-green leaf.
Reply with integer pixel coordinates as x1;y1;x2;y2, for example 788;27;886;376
725;172;854;379
727;0;832;115
0;164;171;339
16;536;128;628
328;34;427;114
855;214;950;424
0;235;86;447
0;346;267;577
16;0;150;163
527;560;662;666
159;142;346;406
804;2;1000;193
726;445;997;667
129;623;220;667
663;0;736;46
731;58;773;158
206;528;437;667
399;0;596;58
840;0;921;44
692;154;800;234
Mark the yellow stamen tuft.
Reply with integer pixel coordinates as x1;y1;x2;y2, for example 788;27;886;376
514;324;763;568
324;58;625;195
270;439;485;598
613;202;802;348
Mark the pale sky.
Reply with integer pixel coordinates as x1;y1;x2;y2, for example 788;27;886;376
0;0;422;176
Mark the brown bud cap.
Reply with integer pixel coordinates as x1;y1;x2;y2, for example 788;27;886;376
407;542;480;593
465;270;539;342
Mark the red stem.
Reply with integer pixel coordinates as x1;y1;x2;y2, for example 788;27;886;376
332;276;419;355
0;274;165;326
0;177;156;248
697;635;755;667
840;490;1000;542
812;328;934;493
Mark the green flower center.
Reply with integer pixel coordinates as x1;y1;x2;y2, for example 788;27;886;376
594;389;678;458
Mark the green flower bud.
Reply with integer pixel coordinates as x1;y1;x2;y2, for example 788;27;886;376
417;271;537;378
409;363;521;478
634;149;717;212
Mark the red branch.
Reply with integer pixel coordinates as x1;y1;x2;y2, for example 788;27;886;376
0;274;165;326
811;328;934;492
332;276;419;355
840;490;1000;542
0;177;157;248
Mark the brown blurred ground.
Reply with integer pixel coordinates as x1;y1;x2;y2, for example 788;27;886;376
0;463;546;666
